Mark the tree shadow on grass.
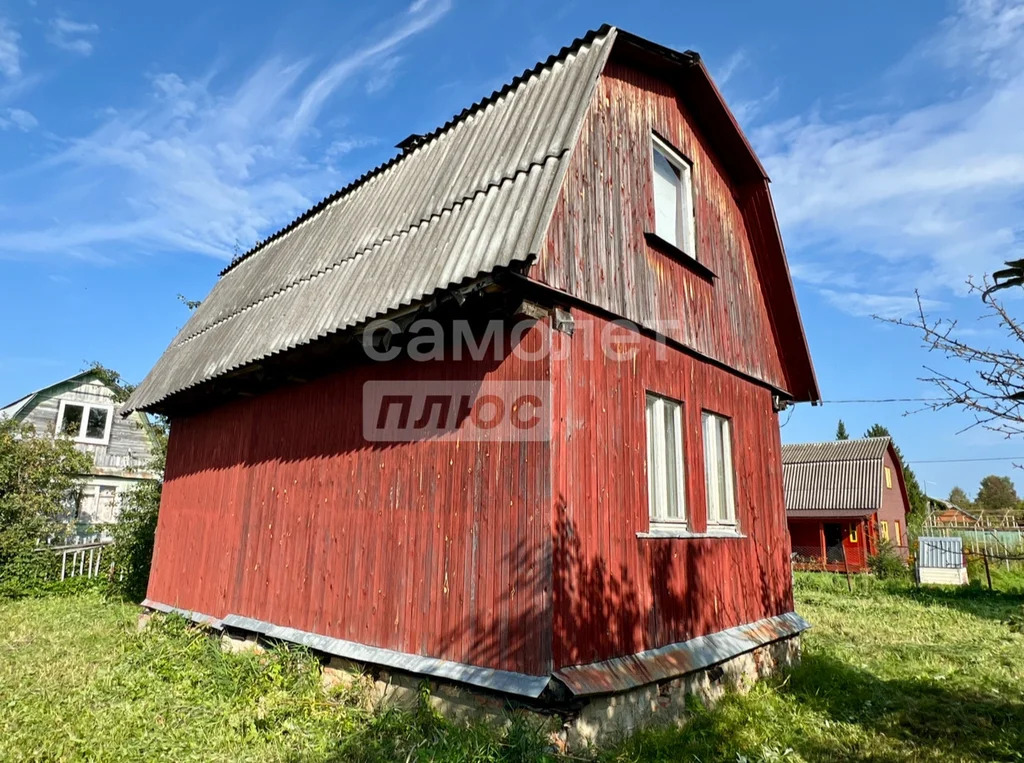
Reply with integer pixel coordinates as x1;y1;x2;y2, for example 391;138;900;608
780;652;1024;762
609;652;1024;762
882;581;1024;626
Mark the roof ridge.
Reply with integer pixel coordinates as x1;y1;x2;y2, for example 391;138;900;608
217;24;614;279
781;436;889;447
175;153;566;348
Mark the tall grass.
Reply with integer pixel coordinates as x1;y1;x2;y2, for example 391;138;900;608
2;577;1023;761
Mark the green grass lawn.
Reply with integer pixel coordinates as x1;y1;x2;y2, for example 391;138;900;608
2;574;1023;762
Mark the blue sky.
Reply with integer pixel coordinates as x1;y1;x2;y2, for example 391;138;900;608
1;0;1023;499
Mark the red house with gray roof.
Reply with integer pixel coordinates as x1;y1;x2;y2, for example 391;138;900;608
125;26;820;731
783;437;911;572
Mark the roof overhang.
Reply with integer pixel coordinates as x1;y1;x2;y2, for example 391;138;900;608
787;509;876;519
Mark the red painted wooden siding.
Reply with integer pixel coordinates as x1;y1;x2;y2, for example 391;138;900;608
148;324;555;676
148;54;806;680
878;448;910;552
549;308;794;669
531;60;789;394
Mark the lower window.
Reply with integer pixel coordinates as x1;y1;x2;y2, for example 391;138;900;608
702;411;737;530
646;392;686;528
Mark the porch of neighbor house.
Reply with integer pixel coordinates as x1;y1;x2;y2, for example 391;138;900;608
788;515;877;573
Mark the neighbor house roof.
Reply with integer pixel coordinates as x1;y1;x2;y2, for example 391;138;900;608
1;370;97;420
782;437;893;516
126;25;819;414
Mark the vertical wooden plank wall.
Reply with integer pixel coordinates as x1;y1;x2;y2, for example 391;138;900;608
549;308;794;669
532;60;790;395
148;324;555;677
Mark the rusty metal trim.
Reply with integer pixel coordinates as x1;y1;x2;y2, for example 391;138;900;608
553;611;810;696
220;614;553;698
142;599;224;630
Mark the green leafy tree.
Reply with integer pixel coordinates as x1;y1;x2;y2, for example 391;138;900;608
974;475;1019;513
0;419;93;597
863;424;926;522
948;486;973;511
836;420;850;440
83;361;137;404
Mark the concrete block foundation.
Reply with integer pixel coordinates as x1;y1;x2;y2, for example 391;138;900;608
141;608;801;750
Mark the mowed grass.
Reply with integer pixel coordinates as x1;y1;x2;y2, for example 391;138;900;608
608;572;1024;762
1;574;1023;762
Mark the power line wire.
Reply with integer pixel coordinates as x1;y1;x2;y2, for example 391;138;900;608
821;397;945;404
908;456;1024;464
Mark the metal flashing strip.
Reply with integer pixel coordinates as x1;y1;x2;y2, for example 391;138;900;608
218;614;552;698
140;600;805;700
142;599;224;630
140;600;549;697
553;611;810;696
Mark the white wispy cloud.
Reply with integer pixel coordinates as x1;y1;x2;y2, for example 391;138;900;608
819;289;944;320
284;0;450;141
753;0;1024;315
0;1;451;262
47;17;100;56
366;55;403;95
0;107;37;131
0;19;21;80
715;49;747;87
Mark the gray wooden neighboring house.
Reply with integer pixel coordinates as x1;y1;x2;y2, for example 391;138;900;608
1;370;159;526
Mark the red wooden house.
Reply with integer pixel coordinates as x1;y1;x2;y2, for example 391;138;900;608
783;437;911;572
126;26;820;718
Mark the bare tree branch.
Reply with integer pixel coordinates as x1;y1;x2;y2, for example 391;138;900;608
880;273;1024;439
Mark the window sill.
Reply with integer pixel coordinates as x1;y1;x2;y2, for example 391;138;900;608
638;529;746;540
63;436;110;446
644;232;717;282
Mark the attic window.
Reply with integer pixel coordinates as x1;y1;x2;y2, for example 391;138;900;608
56;400;113;445
651;134;696;258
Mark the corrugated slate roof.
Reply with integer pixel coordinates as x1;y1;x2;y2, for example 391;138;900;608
125;27;616;413
781;437;891;515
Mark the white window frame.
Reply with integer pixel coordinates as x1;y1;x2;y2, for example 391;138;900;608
55;400;114;445
702;411;737;531
645;392;687;529
651;133;697;258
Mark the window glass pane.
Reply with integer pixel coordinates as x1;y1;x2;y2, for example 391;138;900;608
663;402;680;519
720;418;735;522
702;413;717;522
60;404;84;437
86;407;108;440
646;396;659;519
646;393;686;526
653;148;680;245
704;413;736;527
680;163;696;256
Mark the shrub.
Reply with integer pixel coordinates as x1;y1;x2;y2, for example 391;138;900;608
106;426;165;602
106;477;161;602
868;540;909;580
0;419;92;598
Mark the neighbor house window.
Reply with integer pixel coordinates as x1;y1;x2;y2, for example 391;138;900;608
702;412;736;530
880;520;889;541
894;521;902;546
55;400;112;445
652;135;696;257
646;393;686;528
884;466;893;489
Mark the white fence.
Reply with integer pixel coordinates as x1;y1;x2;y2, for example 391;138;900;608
50;542;112;581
